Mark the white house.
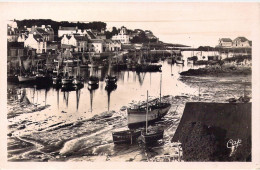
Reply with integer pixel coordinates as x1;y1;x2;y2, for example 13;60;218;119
218;38;233;48
88;39;104;53
112;26;130;44
61;34;88;52
104;40;121;52
233;37;251;48
24;33;47;53
17;34;28;42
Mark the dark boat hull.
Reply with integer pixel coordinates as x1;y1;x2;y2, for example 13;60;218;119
140;130;164;144
112;130;141;144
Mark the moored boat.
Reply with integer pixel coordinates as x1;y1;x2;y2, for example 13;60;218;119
88;76;99;85
18;75;37;82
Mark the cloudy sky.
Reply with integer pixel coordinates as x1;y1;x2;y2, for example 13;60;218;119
1;2;259;47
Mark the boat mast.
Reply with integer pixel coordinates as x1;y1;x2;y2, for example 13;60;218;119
160;74;162;104
146;90;148;134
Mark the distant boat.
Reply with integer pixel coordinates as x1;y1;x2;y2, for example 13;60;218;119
175;55;184;65
127;74;171;128
88;60;99;85
73;56;84;86
112;129;141;144
105;58;117;86
140;90;164;144
61;63;73;85
17;56;36;83
18;75;37;82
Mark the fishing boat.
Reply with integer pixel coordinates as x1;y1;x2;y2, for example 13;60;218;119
73;56;84;86
127;74;171;129
175;55;184;65
136;51;162;72
105;58;117;86
18;56;37;83
61;63;73;85
140;90;164;144
18;75;37;82
112;129;141;144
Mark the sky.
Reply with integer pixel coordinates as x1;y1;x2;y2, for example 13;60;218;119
1;2;259;47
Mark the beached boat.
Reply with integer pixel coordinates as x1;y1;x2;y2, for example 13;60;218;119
112;130;141;144
127;75;171;128
140;129;164;144
140;90;164;144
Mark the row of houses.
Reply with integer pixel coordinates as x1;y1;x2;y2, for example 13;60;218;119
217;37;252;48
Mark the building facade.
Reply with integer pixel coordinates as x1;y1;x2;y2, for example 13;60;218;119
24;33;47;54
218;38;233;48
61;34;88;52
233;37;251;48
112;26;130;44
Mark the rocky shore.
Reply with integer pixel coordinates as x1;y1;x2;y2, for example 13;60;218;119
180;65;251;77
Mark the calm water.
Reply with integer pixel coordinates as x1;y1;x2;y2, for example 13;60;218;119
8;52;203;120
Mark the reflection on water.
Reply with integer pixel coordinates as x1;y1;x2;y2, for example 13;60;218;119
7;53;204;118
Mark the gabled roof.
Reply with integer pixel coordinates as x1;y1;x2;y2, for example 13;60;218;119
233;37;249;42
36;28;49;35
86;31;96;39
220;38;232;42
62;35;72;40
74;35;88;41
33;34;44;42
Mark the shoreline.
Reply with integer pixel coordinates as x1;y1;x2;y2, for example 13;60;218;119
179;65;251;77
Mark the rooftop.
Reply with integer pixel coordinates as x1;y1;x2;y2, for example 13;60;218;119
220;38;232;42
234;36;249;42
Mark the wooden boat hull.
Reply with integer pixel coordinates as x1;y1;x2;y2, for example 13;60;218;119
18;76;36;82
52;77;61;85
61;78;73;85
127;103;171;129
140;130;164;144
112;130;141;144
175;60;184;64
88;80;99;85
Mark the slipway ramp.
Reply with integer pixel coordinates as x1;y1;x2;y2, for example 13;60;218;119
172;102;251;161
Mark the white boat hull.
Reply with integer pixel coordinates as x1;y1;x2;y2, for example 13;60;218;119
127;104;171;128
